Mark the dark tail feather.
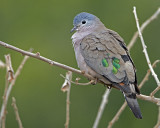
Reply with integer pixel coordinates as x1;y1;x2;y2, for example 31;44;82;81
124;93;142;119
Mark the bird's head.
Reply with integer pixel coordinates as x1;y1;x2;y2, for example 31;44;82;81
71;12;101;33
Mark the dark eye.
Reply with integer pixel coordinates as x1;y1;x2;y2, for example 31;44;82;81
82;20;86;24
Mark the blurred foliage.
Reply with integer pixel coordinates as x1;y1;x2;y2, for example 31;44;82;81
0;0;160;128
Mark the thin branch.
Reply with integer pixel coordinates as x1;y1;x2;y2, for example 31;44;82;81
60;74;95;86
93;88;111;128
139;60;160;89
154;107;160;128
61;71;72;128
133;7;160;87
108;94;160;128
150;86;160;97
127;7;160;51
1;55;14;127
5;54;14;82
137;94;160;105
12;97;23;128
108;102;127;128
0;54;30;127
107;59;160;128
0;41;95;81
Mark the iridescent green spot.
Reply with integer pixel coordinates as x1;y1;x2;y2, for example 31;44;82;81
112;66;118;74
113;58;120;63
112;58;120;74
102;58;109;67
112;61;120;69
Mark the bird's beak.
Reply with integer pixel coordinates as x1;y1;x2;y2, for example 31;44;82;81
70;26;77;33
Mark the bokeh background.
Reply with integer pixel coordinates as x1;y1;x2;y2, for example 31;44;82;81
0;0;160;128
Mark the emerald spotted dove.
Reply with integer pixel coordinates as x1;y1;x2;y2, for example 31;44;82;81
71;12;142;119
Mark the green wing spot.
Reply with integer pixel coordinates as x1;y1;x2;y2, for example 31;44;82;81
113;61;120;69
102;59;109;67
112;58;120;74
112;66;118;74
113;58;120;63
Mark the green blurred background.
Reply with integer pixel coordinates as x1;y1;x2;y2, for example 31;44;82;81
0;0;160;128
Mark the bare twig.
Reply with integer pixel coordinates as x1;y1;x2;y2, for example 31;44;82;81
150;86;160;97
60;74;95;86
108;102;127;128
61;71;72;128
108;94;160;128
0;54;30;127
127;7;160;51
154;107;160;128
107;59;160;128
107;8;160;127
93;88;111;128
0;41;95;81
137;94;160;105
133;9;160;127
139;60;160;89
1;55;14;127
12;97;23;128
133;6;160;87
5;54;14;82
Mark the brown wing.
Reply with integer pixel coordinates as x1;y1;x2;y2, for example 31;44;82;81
80;30;139;93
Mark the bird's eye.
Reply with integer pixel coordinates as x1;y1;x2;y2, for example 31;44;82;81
82;20;86;24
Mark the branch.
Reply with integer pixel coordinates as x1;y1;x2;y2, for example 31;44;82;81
139;60;160;89
93;88;111;128
107;7;160;127
5;54;14;82
12;97;23;128
61;71;72;128
108;102;127;128
0;41;95;81
154;107;160;128
127;7;160;51
133;7;160;87
107;59;160;128
137;94;160;105
0;54;30;127
150;86;160;97
60;74;95;86
1;55;14;127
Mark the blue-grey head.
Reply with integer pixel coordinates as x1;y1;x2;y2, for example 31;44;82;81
71;12;101;33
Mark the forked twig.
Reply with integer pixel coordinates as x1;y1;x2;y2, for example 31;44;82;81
133;6;160;87
0;53;30;127
127;7;160;51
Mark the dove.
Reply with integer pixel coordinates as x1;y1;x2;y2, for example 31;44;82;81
71;12;142;119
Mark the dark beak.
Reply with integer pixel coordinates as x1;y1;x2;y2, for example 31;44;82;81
70;26;77;33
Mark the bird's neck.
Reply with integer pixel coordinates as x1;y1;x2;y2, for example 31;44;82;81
71;23;106;46
71;30;91;46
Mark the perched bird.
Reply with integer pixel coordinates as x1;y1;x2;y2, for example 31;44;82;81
71;12;142;119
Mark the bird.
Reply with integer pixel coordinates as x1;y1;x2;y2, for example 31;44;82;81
71;12;142;119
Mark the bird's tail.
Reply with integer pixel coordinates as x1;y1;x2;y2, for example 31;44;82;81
124;92;142;119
